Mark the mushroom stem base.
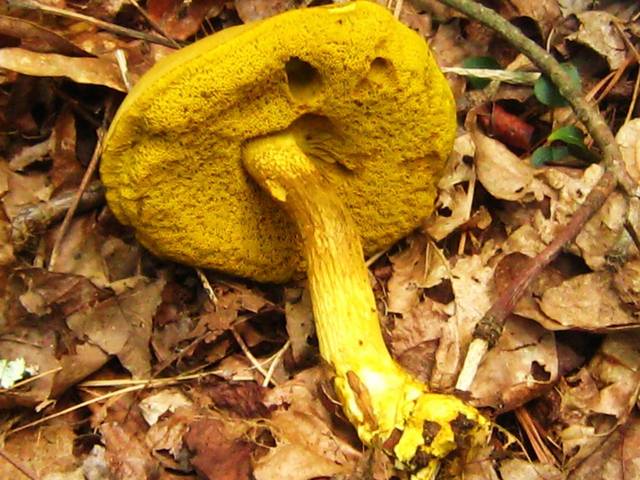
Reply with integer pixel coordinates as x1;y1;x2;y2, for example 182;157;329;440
242;131;490;475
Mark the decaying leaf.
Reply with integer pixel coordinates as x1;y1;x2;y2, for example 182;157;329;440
567;11;627;69
0;413;82;478
256;368;360;479
101;422;160;479
614;259;640;311
568;412;640;480
0;48;126;91
506;0;562;37
147;0;224;40
616;118;640;184
431;248;497;390
558;0;594;17
575;191;630;270
184;417;253;480
66;278;165;377
540;271;639;330
499;458;563;480
471;316;558;411
473;129;543;201
235;0;296;22
284;284;316;365
1;161;52;220
0;14;90;56
139;388;193;426
556;332;640;469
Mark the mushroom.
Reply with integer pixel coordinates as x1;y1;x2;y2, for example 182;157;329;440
101;1;490;476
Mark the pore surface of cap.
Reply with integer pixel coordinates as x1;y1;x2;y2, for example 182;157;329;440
100;1;456;283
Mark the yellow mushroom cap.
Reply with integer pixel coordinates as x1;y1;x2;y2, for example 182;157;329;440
100;1;456;283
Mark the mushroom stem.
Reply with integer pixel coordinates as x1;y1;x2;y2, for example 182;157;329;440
243;131;490;476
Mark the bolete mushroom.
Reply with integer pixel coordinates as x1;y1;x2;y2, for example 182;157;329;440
101;1;490;476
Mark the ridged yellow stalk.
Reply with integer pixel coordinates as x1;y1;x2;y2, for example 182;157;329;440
243;132;490;477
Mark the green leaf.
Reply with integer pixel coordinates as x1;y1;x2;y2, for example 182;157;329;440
548;125;584;146
462;56;501;89
547;125;599;163
531;145;569;167
534;63;581;107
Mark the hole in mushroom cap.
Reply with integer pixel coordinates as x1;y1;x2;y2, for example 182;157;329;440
367;57;396;83
285;57;323;104
354;57;396;97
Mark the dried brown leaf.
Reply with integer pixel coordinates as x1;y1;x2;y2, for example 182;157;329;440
471;316;558;411
558;0;593;17
575;191;630;270
567;412;640;480
0;413;81;478
66;279;165;377
499;458;563;480
101;423;160;479
473;129;543;201
0;328;59;408
0;48;126;91
540;272;638;330
1;161;51;220
616;118;640;185
139;389;193;426
184;417;253;480
235;0;295;23
535;164;604;244
424;134;479;240
50;214;110;287
148;0;224;41
398;1;431;37
557;332;640;468
614;259;640;310
260;368;360;477
507;0;562;37
0;15;89;56
203;379;269;418
284;284;315;365
567;11;627;69
431;249;497;389
430;21;487;69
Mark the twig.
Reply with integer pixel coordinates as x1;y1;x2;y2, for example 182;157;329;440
441;67;540;84
196;270;278;385
8;368;229;436
11;182;105;252
261;340;291;387
625;220;640;253
407;0;636;391
7;0;179;49
0;367;62;393
0;447;39;480
230;327;274;384
514;407;557;465
48;128;106;270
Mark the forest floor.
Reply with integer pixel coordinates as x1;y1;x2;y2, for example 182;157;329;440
1;1;640;479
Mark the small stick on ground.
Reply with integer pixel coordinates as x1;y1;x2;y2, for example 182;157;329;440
11;182;105;252
514;407;557;465
48;129;105;270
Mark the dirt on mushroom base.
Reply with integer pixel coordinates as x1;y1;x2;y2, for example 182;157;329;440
1;0;640;480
